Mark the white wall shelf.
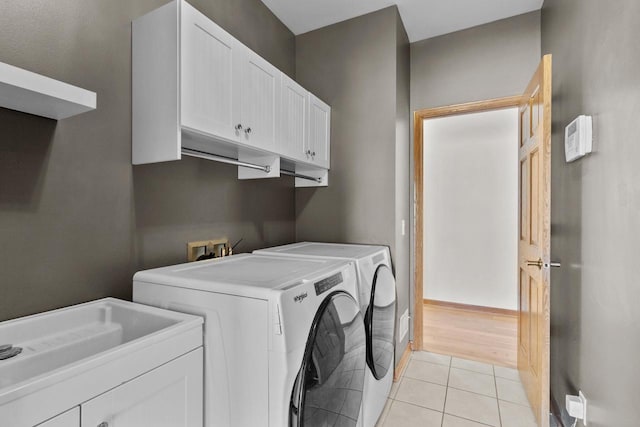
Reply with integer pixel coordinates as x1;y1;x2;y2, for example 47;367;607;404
0;61;96;120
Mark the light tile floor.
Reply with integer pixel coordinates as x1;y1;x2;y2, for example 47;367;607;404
375;351;537;427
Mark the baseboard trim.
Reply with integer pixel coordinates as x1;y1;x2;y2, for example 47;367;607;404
423;299;517;316
394;342;412;382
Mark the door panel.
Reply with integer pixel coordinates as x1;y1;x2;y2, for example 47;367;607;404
181;4;239;142
517;54;552;427
81;348;203;427
280;74;308;161
240;50;280;151
520;159;528;241
36;407;79;427
308;94;331;168
529;148;540;246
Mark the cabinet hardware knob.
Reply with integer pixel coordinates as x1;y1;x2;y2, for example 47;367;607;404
235;124;243;131
245;127;252;134
312;151;316;156
306;150;311;155
98;422;109;427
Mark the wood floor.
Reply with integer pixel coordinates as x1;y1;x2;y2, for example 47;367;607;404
422;301;518;367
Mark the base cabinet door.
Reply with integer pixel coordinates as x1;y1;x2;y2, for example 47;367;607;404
37;408;80;427
81;348;203;427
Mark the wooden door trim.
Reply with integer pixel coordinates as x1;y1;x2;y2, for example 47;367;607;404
412;95;523;351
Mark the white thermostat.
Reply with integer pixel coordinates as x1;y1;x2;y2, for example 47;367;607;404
565;115;592;162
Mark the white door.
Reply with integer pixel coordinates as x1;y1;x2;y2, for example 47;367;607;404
180;2;241;143
81;349;203;427
36;408;79;427
307;94;331;168
280;73;308;161
239;48;281;151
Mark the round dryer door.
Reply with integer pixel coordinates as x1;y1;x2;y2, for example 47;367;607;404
290;291;366;427
365;264;396;380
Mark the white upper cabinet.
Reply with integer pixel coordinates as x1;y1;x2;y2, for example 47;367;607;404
133;0;330;186
307;94;331;169
239;49;281;151
279;73;308;161
180;3;240;143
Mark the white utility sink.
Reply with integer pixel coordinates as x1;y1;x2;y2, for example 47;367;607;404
0;298;203;426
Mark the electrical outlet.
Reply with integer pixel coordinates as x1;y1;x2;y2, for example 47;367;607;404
399;309;409;341
566;391;588;425
579;390;588;426
187;238;229;262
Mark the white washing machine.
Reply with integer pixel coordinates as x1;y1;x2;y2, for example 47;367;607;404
254;242;396;427
133;253;366;427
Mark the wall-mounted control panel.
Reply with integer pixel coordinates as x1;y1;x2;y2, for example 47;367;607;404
565;115;592;162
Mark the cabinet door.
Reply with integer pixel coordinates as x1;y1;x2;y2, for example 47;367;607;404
239;48;281;151
37;407;79;427
307;94;331;168
181;2;240;143
81;348;203;427
280;74;308;161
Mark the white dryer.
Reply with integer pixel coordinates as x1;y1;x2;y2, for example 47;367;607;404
133;254;366;427
254;242;396;427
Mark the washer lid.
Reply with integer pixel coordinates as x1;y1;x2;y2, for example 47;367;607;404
290;291;366;427
133;254;351;298
365;265;396;380
256;242;386;260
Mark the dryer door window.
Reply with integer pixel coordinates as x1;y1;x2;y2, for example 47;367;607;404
365;264;396;380
290;291;366;427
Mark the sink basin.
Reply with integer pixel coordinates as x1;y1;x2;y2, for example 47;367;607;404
0;298;203;422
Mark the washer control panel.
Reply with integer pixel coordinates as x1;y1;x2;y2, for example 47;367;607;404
314;272;343;295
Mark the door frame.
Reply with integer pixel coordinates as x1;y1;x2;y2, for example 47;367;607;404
412;95;523;350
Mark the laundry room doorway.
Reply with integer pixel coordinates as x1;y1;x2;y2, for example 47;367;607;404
416;97;521;366
412;55;553;425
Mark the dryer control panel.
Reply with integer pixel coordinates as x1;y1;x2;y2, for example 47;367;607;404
314;272;343;295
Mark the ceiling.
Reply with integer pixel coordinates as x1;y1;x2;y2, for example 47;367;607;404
260;0;544;42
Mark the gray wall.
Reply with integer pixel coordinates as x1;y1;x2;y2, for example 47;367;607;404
411;11;541;111
542;1;640;426
295;7;411;363
394;11;411;353
0;0;296;321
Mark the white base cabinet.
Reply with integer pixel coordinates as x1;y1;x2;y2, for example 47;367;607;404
35;350;202;427
133;0;329;187
37;408;80;427
82;349;203;427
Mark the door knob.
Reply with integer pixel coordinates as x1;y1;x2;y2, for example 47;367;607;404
235;124;243;131
526;259;543;269
527;259;561;269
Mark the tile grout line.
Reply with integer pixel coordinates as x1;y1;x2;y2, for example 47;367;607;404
493;364;503;427
440;355;452;427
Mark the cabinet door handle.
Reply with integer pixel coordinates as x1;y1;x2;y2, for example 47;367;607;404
244;127;252;134
235;124;243;131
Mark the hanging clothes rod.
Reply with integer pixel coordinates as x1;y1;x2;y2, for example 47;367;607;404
280;169;322;183
181;148;271;173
